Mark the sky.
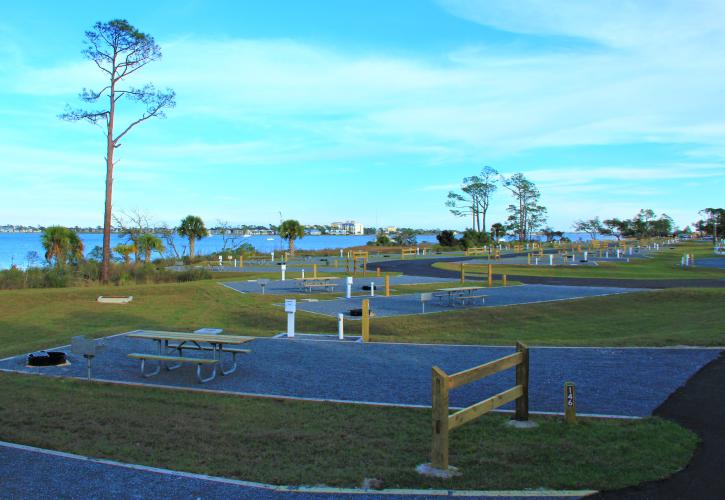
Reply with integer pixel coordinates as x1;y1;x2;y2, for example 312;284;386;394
0;0;723;231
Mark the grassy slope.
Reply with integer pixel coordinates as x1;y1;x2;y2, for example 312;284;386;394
435;244;725;280
0;372;697;491
1;282;723;359
0;257;715;490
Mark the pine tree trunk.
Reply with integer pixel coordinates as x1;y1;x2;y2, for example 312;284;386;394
101;72;117;284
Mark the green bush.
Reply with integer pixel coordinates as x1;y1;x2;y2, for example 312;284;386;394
176;268;211;282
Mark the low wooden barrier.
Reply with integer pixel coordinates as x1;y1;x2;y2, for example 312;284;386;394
430;342;529;470
465;247;487;256
351;251;368;276
401;247;417;259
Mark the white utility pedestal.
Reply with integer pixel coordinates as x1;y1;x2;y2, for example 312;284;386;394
285;299;296;337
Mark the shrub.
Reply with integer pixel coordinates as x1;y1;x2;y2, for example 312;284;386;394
176;268;211;282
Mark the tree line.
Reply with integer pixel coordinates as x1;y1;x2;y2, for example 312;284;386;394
444;167;547;247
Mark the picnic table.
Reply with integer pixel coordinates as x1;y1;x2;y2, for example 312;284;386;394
126;330;254;383
433;287;487;307
295;276;338;292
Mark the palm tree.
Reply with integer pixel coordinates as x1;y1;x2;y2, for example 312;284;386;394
136;234;165;263
41;226;85;268
114;243;135;264
279;219;305;255
177;215;208;258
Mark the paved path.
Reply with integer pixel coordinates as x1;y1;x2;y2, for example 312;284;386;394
590;352;725;499
0;442;589;499
373;257;725;289
1;337;719;417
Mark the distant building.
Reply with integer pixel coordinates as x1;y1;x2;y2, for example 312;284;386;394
384;226;397;234
330;221;364;235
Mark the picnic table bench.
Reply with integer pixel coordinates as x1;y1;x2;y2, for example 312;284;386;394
434;287;487;307
127;331;254;383
295;277;338;292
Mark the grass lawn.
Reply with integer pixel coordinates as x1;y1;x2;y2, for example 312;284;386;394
0;372;697;491
0;281;723;359
435;243;725;280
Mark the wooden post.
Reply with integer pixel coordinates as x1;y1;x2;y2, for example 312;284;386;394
527;253;531;265
514;342;529;421
431;366;450;470
502;274;507;286
361;299;370;342
239;255;244;268
376;267;381;277
460;263;465;283
385;274;390;297
565;382;577;424
363;258;368;277
487;264;493;287
313;263;317;278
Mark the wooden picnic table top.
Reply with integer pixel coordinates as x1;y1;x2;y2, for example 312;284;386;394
435;286;487;293
127;331;255;345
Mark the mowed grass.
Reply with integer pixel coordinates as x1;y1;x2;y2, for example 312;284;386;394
435;243;725;280
372;288;725;346
0;280;332;358
0;372;697;491
1;281;723;358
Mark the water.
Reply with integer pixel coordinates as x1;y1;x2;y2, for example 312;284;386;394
0;232;439;269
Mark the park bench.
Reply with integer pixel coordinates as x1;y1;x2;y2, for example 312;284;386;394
167;343;251;374
453;294;487;306
301;283;338;292
128;353;219;383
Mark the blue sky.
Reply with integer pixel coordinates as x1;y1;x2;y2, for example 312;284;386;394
1;0;723;230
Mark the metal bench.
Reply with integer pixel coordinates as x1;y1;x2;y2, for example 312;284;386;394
128;353;219;383
454;294;487;306
166;344;251;375
300;283;338;292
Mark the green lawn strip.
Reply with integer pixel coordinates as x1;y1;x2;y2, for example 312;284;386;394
435;244;725;280
0;280;333;358
368;288;725;347
0;372;696;491
1;283;723;358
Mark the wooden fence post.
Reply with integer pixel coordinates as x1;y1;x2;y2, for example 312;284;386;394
313;263;317;278
515;342;529;421
460;263;465;283
384;274;391;297
376;267;381;277
361;299;370;342
487;264;493;287
502;274;507;286
431;366;450;470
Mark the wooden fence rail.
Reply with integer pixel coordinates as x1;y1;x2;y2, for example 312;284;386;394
431;342;529;470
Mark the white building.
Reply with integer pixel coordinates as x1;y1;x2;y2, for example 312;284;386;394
330;220;364;235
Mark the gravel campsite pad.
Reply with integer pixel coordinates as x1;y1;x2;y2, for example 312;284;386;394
1;334;719;418
292;284;650;318
222;275;455;295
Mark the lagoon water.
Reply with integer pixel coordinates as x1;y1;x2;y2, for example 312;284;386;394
0;233;439;269
0;231;610;269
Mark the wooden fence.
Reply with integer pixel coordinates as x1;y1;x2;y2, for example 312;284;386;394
431;342;529;470
464;247;487;256
401;247;417;259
